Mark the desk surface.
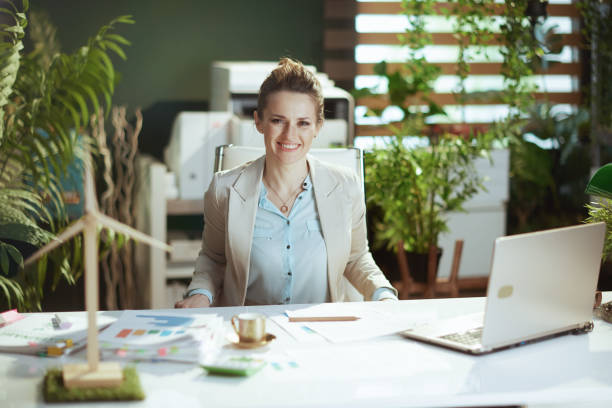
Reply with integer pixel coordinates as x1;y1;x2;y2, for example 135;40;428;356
1;294;611;408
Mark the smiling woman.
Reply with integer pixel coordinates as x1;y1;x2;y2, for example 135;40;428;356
175;58;398;308
256;91;319;178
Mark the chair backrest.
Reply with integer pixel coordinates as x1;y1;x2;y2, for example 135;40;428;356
213;144;365;301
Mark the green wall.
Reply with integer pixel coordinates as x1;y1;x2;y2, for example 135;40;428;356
32;0;325;110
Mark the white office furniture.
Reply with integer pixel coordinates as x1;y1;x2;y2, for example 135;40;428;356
135;156;204;309
2;293;611;407
437;148;510;282
164;112;233;200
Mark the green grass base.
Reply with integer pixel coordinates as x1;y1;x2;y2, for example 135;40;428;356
43;366;145;402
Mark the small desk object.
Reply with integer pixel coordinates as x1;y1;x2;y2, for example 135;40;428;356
1;294;611;407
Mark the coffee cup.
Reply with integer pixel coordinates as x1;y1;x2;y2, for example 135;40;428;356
231;313;266;343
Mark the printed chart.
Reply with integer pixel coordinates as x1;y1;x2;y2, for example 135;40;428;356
98;311;223;362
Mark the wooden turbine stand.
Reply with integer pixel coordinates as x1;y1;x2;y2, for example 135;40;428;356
25;155;171;388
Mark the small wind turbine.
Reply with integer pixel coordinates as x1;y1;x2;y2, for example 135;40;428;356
25;154;171;388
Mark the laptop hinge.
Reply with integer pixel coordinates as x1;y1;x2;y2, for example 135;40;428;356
570;320;594;335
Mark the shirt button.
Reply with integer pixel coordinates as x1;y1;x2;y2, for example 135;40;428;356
298;196;302;200
303;182;307;187
286;245;291;249
285;298;290;302
288;272;292;276
287;220;290;225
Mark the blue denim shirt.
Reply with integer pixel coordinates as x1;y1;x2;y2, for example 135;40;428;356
246;175;329;305
189;175;395;304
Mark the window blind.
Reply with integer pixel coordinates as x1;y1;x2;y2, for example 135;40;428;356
324;0;583;142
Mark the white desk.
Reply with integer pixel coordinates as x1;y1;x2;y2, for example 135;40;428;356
1;294;611;408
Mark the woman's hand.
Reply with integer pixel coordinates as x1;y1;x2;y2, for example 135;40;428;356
175;294;211;308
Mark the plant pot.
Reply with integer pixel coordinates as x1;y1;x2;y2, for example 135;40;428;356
404;248;442;283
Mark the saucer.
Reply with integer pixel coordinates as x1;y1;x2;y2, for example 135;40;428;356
230;333;276;349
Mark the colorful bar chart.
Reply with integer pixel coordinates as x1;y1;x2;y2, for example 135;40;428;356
114;328;187;339
116;329;131;338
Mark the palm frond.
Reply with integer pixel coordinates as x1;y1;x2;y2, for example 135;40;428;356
0;4;134;310
0;273;24;308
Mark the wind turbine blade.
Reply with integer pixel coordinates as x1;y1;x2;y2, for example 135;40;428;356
83;153;99;214
24;218;87;266
94;213;172;252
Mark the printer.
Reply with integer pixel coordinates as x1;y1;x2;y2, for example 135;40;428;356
211;61;354;148
164;111;233;200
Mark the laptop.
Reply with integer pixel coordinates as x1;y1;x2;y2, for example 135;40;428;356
400;222;606;355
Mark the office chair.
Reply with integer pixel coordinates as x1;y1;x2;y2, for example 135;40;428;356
214;144;365;301
215;145;363;184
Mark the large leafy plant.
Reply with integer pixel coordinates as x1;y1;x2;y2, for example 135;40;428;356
0;1;133;310
366;129;490;255
358;0;496;255
508;104;591;233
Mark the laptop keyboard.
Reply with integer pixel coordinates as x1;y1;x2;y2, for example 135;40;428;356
439;327;483;346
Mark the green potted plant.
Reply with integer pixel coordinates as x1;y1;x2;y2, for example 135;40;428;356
365;115;492;284
584;163;612;321
0;1;133;310
356;0;498;286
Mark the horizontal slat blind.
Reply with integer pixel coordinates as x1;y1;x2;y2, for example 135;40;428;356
357;62;581;76
356;2;579;17
353;0;583;140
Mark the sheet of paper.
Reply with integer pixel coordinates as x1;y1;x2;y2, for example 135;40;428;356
100;337;206;362
302;310;425;343
275;303;435;343
268;315;329;344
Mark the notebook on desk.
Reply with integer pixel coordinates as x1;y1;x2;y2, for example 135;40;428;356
400;222;606;355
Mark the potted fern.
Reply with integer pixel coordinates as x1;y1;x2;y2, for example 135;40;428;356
365;113;491;284
0;1;133;310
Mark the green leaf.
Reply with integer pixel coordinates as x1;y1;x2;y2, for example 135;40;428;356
0;247;9;274
373;61;387;77
4;242;23;267
79;83;100;116
0;223;52;246
66;87;90;123
102;40;127;60
105;33;131;45
55;94;82;130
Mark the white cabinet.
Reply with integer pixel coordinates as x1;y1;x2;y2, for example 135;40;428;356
135;156;202;309
437;149;510;281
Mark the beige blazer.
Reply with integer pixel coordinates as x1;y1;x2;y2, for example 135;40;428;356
186;154;396;306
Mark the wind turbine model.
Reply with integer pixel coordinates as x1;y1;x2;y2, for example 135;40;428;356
26;154;171;388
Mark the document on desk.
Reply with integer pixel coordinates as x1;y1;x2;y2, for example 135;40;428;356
0;313;116;355
98;310;224;362
275;304;433;343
